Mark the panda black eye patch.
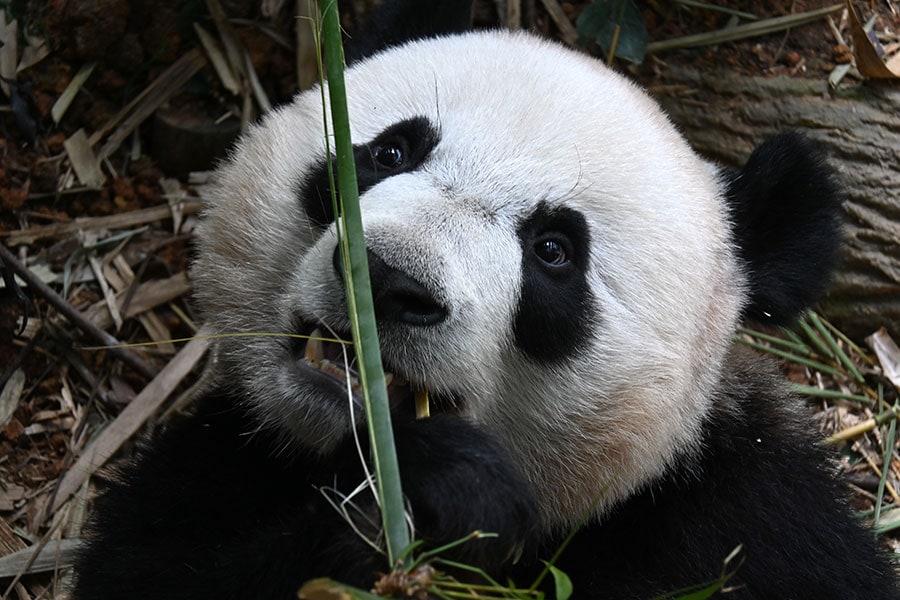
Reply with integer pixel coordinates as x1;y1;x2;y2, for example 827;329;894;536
298;116;440;227
514;203;595;363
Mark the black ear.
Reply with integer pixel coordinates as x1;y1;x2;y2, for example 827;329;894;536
344;0;474;62
725;132;843;325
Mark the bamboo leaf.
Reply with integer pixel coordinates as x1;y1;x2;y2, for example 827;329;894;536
549;565;573;600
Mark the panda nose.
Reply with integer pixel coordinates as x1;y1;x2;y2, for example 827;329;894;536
332;246;447;326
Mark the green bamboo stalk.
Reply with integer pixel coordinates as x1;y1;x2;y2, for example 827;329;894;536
820;316;876;367
788;383;874;406
319;0;411;566
796;317;835;360
804;310;865;383
735;338;846;379
874;387;893;526
735;327;811;355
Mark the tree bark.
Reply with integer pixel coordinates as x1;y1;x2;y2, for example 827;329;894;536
640;67;900;340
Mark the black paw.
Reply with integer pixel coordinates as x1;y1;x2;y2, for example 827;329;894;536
393;414;539;571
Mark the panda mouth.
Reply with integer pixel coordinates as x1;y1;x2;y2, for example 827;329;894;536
294;325;461;416
296;326;415;408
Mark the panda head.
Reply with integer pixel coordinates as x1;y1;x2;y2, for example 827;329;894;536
193;31;839;530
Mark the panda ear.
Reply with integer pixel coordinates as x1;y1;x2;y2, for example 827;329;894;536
725;132;844;325
345;0;474;62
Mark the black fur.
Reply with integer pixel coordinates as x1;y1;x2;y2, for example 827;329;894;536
72;3;896;597
725;132;843;324
299;116;440;228
354;248;448;326
514;202;596;363
522;347;898;598
343;0;474;62
72;393;537;599
73;350;900;599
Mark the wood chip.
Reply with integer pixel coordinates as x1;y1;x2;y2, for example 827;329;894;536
0;486;25;513
63;129;106;188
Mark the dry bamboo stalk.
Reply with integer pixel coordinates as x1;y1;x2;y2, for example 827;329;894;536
51;334;209;513
538;0;578;46
82;271;192;331
0;243;156;379
95;49;207;161
2;200;202;246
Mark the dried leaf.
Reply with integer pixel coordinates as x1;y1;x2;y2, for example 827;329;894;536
0;539;80;577
51;62;97;124
0;15;16;97
63;129;106;188
1;200;202;246
194;23;241;95
16;34;48;73
0;369;26;430
846;0;900;79
867;328;900;389
298;579;382;600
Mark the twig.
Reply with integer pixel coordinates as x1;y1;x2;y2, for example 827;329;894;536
538;0;579;46
674;0;759;20
1;200;202;246
0;243;156;380
93;49;208;161
507;0;522;29
647;4;843;53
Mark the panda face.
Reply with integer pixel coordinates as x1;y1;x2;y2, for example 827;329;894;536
194;31;745;528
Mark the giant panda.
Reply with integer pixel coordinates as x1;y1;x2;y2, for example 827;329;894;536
72;7;899;600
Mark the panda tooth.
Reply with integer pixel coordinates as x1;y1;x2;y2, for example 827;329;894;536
305;328;324;363
384;372;394;386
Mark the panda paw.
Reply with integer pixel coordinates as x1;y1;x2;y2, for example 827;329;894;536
392;414;540;571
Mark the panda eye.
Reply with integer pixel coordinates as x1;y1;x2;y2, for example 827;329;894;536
372;142;405;170
534;239;570;266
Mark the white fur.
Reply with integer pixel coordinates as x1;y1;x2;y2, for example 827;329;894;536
194;31;745;530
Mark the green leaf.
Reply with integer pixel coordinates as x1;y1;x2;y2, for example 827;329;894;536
576;0;648;64
670;579;725;600
548;565;573;600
